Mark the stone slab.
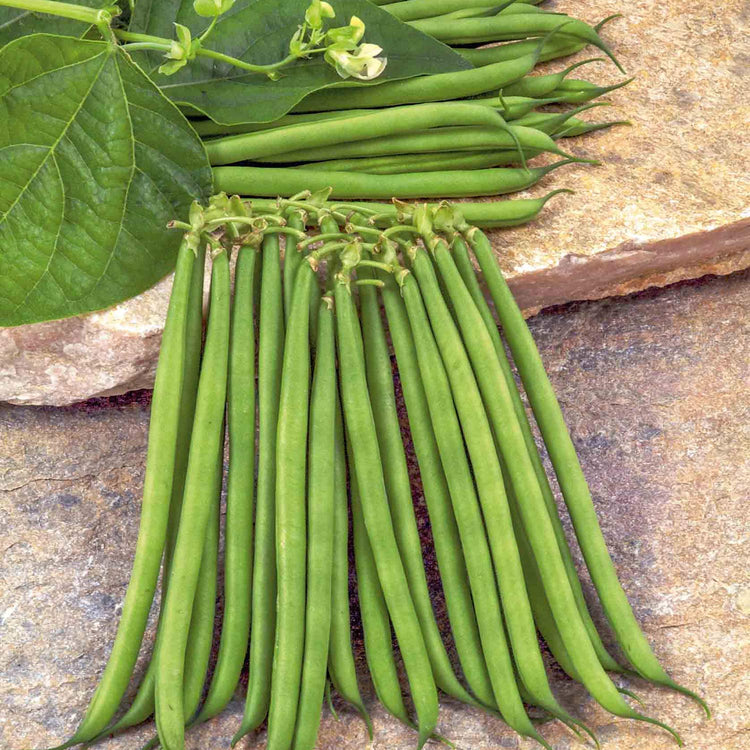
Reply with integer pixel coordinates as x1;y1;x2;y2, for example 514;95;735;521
1;269;748;750
0;0;747;404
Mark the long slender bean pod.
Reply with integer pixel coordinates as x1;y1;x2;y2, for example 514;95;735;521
502;58;604;98
291;297;337;750
415;14;623;71
85;245;207;746
300;150;539;175
327;389;372;735
335;272;438;749
386;0;514;22
419;232;682;739
408;246;588;742
60;238;199;748
548;76;634;103
460;36;587;66
284;211;305;327
195;242;258;725
358;267;480;708
233;233;284;744
294;53;539;112
449;235;627;675
265;261;315;750
154;248;231;750
214;161;573;200
379;271;495;708
350;468;413;728
248;195;563;229
206;103;515;165
256;124;570;164
465;226;709;717
395;268;543;743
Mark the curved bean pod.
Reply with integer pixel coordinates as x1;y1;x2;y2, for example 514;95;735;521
255;124;570;164
549;76;634;103
396;269;543;743
154;248;231;750
465;226;709;718
358;267;480;709
293;53;539;112
416;14;623;71
213;161;573;200
410;247;588;742
379;272;495;708
63;239;199;748
449;235;627;676
84;245;207;745
502;57;604;98
459;36;587;67
206;103;514;165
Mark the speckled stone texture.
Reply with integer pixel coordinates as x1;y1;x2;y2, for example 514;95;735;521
2;269;747;750
1;0;747;406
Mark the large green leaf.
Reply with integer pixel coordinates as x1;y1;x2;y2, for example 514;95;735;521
0;34;213;327
129;0;469;124
0;0;109;46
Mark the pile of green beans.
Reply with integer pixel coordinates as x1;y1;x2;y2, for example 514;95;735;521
47;190;707;750
190;0;632;201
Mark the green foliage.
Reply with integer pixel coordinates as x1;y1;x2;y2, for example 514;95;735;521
0;0;106;45
129;0;469;124
0;34;213;327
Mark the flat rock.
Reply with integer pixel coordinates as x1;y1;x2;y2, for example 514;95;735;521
1;269;748;749
1;0;748;405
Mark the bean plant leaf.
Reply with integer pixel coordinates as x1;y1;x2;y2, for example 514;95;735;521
0;34;213;327
0;0;110;46
129;0;469;124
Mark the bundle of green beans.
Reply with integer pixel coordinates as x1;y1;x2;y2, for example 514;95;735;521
191;0;632;201
48;190;707;750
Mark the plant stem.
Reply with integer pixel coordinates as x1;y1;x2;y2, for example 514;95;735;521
0;0;118;24
114;29;302;76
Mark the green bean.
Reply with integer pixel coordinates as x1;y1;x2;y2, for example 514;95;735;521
555;117;630;138
350;465;413;728
428;16;622;71
207;103;514;164
181;431;222;720
83;245;207;747
334;276;438;749
61;239;199;748
424;232;683;739
396;268;542;743
327;389;372;736
233;233;284;744
459;36;587;66
449;235;627;676
386;0;513;22
214;160;573;200
513;102;608;135
299;150;538;175
379;271;495;708
154;248;231;750
293;52;540;112
502;57;604;98
358;267;480;709
409;247;593;742
410;1;544;28
194;243;258;725
265;261;315;750
290;297;337;750
250;196;562;229
192;109;374;137
256;124;570;164
549;76;634;103
465;226;710;718
284;213;304;327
